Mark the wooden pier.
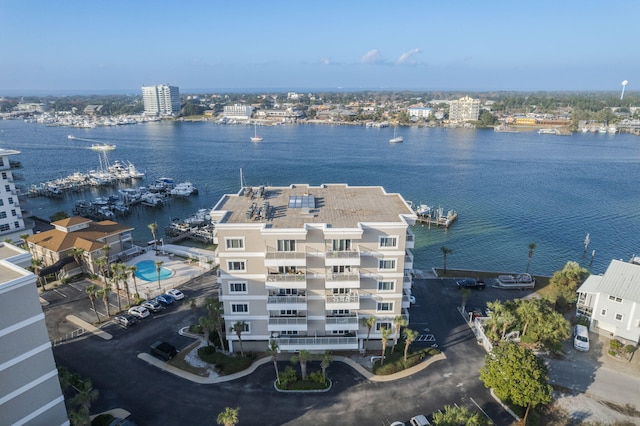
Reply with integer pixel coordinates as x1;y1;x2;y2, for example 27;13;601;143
415;211;458;228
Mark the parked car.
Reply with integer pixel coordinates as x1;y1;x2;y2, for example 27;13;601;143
154;294;175;306
114;314;137;328
141;299;163;313
150;341;178;361
409;414;431;426
573;324;590;351
456;278;485;290
165;288;185;301
127;306;150;319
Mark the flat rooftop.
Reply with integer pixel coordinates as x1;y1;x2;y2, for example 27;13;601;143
212;184;415;228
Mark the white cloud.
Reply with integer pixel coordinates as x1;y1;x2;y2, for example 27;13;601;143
361;49;382;64
397;48;421;64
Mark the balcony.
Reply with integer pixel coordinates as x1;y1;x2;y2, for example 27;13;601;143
404;249;414;270
406;229;415;249
268;316;308;332
325;291;360;310
275;335;358;351
401;293;411;309
403;273;412;289
325;250;360;267
266;272;307;288
264;251;307;267
325;314;359;331
266;294;307;310
325;271;360;288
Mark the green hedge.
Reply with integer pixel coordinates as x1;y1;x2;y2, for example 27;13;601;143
373;347;440;376
196;346;256;375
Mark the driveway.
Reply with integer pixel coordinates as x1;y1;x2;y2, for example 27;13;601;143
48;277;516;426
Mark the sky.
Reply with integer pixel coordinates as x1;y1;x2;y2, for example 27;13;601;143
0;0;637;94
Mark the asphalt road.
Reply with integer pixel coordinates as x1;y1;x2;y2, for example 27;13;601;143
49;277;519;426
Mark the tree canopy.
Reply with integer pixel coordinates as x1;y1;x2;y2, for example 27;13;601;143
431;404;490;426
480;342;552;423
549;261;590;309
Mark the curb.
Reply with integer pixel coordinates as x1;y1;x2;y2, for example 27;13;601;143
66;315;112;340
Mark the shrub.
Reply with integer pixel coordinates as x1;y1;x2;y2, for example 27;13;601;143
610;339;624;351
189;324;203;334
624;345;636;354
60;277;70;285
277;366;297;389
608;349;618;356
197;348;254;375
308;370;325;384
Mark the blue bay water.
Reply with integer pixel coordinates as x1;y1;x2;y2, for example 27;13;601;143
1;120;639;277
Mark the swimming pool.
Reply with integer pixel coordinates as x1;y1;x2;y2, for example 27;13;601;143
134;259;173;282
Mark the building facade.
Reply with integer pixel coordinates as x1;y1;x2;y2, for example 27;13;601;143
222;104;254;120
0;148;33;243
0;242;69;425
576;258;640;344
141;84;180;116
448;96;480;122
210;184;416;353
407;107;433;119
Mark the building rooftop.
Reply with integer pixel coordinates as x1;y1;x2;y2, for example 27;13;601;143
211;184;415;228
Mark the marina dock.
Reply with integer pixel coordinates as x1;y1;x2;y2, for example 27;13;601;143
414;204;458;228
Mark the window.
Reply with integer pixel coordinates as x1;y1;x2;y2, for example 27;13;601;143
225;238;244;250
277;266;298;274
0;224;9;232
379;236;398;248
11;209;16;216
231;303;248;313
4;185;9;192
376;302;393;312
332;265;352;273
277;239;296;252
331;309;351;316
0;212;6;219
228;261;246;271
229;282;247;293
0;200;3;206
279;309;298;316
378;281;395;291
278;288;301;295
615;313;623;321
280;330;298;335
237;322;250;333
332;288;350;294
332;239;351;251
608;295;623;303
600;308;607;317
7;197;13;204
13;221;18;228
376;321;392;331
378;259;396;270
1;172;6;179
331;330;350;335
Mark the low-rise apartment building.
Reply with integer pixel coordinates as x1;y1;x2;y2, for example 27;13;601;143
210;184;417;353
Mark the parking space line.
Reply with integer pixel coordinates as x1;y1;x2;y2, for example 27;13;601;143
69;283;84;292
53;289;67;298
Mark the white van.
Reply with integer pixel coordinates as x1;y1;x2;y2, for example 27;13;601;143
573;325;590;351
409;415;431;426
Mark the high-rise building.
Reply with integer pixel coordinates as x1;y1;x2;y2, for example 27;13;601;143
0;242;69;425
448;96;480;122
210;184;416;353
0;148;33;243
141;84;181;116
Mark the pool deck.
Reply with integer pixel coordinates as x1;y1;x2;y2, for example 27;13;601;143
124;244;215;300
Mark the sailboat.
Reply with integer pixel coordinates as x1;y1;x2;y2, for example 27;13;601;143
250;124;263;142
389;126;403;143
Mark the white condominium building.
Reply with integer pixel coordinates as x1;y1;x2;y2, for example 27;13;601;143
0;148;32;243
448;96;480;122
210;184;417;353
222;104;254;120
141;84;181;116
0;242;69;425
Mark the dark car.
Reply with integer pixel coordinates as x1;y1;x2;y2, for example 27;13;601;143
154;294;175;306
456;278;485;289
114;314;137;328
150;341;178;361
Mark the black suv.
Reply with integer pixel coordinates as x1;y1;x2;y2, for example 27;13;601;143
150;341;178;361
456;278;486;290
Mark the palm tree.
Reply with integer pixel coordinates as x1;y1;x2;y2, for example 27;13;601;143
320;350;333;382
207;298;227;352
360;315;376;356
266;340;280;385
379;326;391;366
291;349;311;380
110;263;122;313
190;298;198;324
403;328;418;362
31;257;44;290
148;222;159;251
199;316;213;346
102;244;111;266
69;247;85;274
526;242;536;273
516;299;541;337
232;321;246;356
440;246;452;274
391;315;407;353
70;377;99;418
85;284;101;324
20;233;30;250
155;260;164;290
129;265;139;297
95;256;108;287
120;264;132;308
216;407;239;426
98;287;111;318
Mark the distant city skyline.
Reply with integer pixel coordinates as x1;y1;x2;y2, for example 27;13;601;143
0;1;637;95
